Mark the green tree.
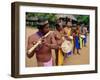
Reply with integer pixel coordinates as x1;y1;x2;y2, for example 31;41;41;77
75;15;89;25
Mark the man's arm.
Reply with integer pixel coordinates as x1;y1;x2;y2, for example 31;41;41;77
44;33;59;49
27;36;36;58
50;35;59;49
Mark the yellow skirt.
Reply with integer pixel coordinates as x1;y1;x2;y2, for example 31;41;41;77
58;48;64;66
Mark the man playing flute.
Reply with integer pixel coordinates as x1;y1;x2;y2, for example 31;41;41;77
27;19;58;67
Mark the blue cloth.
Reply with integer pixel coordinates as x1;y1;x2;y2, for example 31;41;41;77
75;36;80;49
64;51;72;60
67;51;72;56
37;31;44;37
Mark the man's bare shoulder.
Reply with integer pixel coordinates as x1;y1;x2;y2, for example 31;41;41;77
49;31;55;37
28;32;39;41
52;30;58;35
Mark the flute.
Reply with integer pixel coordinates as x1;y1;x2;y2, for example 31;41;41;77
27;31;52;54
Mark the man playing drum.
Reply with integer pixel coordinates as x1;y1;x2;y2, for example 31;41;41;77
53;23;64;65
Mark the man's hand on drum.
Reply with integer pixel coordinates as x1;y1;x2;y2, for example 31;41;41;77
64;35;72;41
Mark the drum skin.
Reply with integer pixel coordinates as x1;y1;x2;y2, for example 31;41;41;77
61;40;73;53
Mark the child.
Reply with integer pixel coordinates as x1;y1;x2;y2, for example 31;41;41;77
72;29;76;54
82;26;88;47
75;25;81;55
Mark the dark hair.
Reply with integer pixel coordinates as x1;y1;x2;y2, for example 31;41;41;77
37;19;49;30
66;17;71;24
55;23;62;29
37;23;49;30
63;24;66;28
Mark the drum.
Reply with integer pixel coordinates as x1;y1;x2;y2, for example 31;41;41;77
61;40;73;54
69;36;73;40
80;35;85;38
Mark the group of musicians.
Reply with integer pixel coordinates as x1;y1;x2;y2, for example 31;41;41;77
27;18;88;67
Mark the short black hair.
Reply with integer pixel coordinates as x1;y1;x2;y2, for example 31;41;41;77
37;23;49;30
37;19;49;30
55;23;62;29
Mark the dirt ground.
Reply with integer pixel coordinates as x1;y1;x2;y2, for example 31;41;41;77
25;27;89;67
